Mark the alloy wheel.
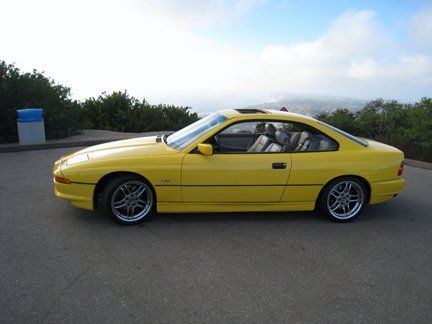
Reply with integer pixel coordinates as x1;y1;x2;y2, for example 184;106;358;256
326;180;364;220
110;180;153;222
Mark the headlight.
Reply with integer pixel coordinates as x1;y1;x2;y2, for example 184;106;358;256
66;154;89;166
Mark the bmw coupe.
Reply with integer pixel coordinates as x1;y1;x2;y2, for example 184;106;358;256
53;109;405;225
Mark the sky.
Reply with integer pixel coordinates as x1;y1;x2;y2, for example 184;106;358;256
1;0;431;112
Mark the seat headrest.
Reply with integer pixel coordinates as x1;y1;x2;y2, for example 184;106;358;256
299;130;312;143
265;123;277;137
290;132;301;145
275;129;289;146
285;132;301;151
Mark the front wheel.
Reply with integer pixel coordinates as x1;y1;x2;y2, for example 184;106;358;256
318;177;367;222
103;175;155;225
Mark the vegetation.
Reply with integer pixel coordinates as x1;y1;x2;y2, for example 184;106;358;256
0;61;81;143
0;60;198;143
80;91;198;133
1;60;431;162
316;98;432;162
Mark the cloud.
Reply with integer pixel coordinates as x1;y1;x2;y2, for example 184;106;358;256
257;10;431;97
0;2;431;112
411;8;432;50
132;0;268;29
260;11;394;83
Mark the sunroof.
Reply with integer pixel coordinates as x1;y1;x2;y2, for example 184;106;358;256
235;109;268;114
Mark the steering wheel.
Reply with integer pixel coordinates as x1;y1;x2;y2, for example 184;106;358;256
210;135;220;151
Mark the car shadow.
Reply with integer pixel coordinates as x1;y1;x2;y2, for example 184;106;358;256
152;210;324;225
73;207;327;226
71;195;415;227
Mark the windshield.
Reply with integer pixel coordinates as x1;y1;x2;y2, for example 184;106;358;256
166;113;228;150
318;121;369;147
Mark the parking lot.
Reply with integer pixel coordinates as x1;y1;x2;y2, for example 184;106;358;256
1;147;431;323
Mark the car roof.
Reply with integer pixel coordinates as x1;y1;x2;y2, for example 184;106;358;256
218;108;317;122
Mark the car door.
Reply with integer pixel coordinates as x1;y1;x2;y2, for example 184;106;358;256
181;153;291;203
181;119;292;203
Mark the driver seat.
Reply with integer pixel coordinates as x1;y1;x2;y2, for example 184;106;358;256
265;129;290;152
247;124;277;152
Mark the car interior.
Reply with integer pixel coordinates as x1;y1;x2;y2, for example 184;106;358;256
207;121;338;153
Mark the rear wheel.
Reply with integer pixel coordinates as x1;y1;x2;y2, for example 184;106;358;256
103;175;155;225
319;177;367;222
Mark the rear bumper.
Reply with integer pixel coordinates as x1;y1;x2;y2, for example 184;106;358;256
369;178;405;204
54;181;95;210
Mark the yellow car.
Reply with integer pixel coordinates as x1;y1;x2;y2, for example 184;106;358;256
53;109;405;225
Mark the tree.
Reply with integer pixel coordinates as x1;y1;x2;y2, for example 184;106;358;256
0;60;199;143
0;60;81;143
316;108;358;134
315;98;432;162
80;91;198;132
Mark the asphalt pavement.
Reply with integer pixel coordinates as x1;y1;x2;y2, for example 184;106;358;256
0;147;431;323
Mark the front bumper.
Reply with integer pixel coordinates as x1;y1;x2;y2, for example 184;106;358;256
369;178;405;204
54;181;95;210
53;158;95;210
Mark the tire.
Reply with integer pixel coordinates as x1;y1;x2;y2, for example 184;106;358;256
318;177;367;222
102;174;155;225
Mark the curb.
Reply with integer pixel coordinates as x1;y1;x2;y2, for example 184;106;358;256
404;158;432;170
0;139;124;153
0;130;168;154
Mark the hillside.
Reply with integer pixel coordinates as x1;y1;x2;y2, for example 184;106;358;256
248;95;368;115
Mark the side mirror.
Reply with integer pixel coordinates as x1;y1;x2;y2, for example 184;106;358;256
198;143;213;156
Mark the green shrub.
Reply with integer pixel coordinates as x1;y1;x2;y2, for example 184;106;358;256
315;98;432;162
80;91;198;132
0;60;198;144
0;61;81;143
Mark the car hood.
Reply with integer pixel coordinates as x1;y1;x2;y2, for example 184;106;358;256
62;136;179;163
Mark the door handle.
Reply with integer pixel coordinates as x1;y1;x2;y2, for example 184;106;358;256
272;162;287;169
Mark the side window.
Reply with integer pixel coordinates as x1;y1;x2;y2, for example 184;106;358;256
208;120;338;153
282;122;303;133
209;121;266;153
219;121;259;135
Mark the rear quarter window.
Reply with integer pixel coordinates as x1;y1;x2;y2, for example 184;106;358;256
317;121;368;147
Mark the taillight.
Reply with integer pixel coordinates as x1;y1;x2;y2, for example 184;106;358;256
54;176;71;184
397;162;404;176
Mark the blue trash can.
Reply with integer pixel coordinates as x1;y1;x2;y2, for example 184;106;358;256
17;108;46;145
